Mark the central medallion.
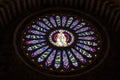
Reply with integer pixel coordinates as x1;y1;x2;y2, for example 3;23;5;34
49;29;74;47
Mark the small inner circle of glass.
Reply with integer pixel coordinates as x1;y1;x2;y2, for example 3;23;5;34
49;29;74;47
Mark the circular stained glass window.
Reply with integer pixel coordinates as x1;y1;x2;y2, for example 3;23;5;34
14;9;109;77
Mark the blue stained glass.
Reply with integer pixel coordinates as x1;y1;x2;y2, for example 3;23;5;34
27;42;47;51
31;46;48;57
37;48;53;62
77;43;96;52
71;48;86;63
66;17;73;27
28;30;45;35
78;36;96;40
32;25;47;33
45;50;56;66
78;40;98;46
43;18;53;28
63;51;69;69
73;22;86;31
56;16;61;26
74;46;92;58
37;21;50;30
25;35;45;39
77;31;94;36
21;15;102;71
25;40;45;45
62;16;67;27
67;50;78;67
54;50;61;69
76;27;91;33
70;20;79;29
49;16;57;27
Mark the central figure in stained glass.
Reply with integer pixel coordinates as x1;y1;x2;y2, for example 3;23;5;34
49;29;74;47
56;30;68;47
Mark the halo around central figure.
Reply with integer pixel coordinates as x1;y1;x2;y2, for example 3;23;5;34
49;29;74;47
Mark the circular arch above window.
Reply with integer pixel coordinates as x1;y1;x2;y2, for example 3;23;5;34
14;8;109;77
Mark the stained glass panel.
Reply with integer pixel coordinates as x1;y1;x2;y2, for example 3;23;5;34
15;13;104;76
